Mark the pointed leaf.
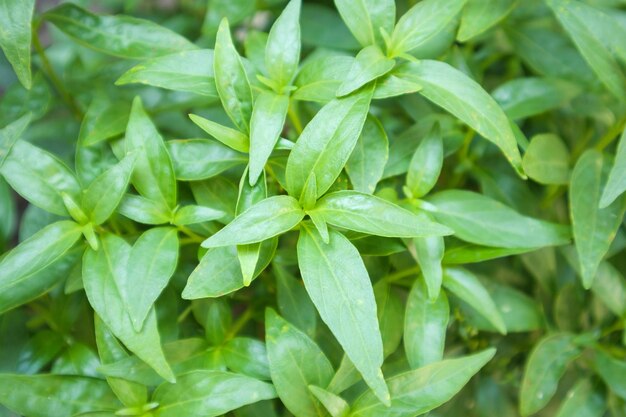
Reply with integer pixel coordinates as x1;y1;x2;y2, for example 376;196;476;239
555;379;606;417
249;91;289;185
309;386;350;417
297;224;390;405
265;309;334;417
600;128;626;208
345;115;388;194
202;196;304;247
0;112;31;168
265;0;301;88
337;45;395;97
570;150;626;288
350;348;496;417
189;114;249;153
457;0;515;42
153;370;276;417
0;0;34;88
167;138;247;181
82;234;175;382
312;191;452;238
286;85;373;199
412;235;444;300
406;124;443;198
334;0;395;48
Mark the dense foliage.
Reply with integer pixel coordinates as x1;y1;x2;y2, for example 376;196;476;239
1;0;626;416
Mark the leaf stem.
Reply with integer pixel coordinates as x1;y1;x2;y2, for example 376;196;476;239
288;101;303;135
31;23;83;119
225;307;254;340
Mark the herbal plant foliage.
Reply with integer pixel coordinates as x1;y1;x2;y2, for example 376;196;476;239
1;0;626;416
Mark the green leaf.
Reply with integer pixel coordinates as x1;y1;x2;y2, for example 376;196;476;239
399;60;523;176
337;46;395;97
308;386;350;417
389;0;466;56
426;190;571;248
182;239;278;299
412;235;445;300
443;267;507;334
167;139;247;181
600;128;626;208
1;140;81;216
118;194;171;225
374;281;404;358
297;224;390;406
82;234;175;382
222;337;270;380
172;205;225;226
189;114;250;153
285;84;373;199
201;196;304;247
0;374;119;417
293;54;355;102
345;115;388;194
555;379;606;417
78;97;130;147
593;349;626;401
547;0;626;100
274;262;317;337
45;3;196;58
522;134;570;185
94;315;148;407
214;18;253;133
123;227;179;331
406;124;443;198
0;220;82;314
0;0;34;89
116;50;218;97
82;153;137;225
570;150;626;288
249;91;289;185
153;370;276;417
591;261;626;317
125;97;177;210
457;0;515;42
492;77;581;121
520;333;581;416
334;0;395;48
0;112;31;170
350;348;496;417
265;0;301;88
311;190;452;238
265;308;335;417
404;278;449;369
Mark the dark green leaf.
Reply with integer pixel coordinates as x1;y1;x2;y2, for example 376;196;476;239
0;0;34;89
600;128;626;208
0;112;31;168
345;115;388;194
167;139;247;181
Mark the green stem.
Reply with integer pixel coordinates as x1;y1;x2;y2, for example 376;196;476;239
595;117;626;152
288;101;303;135
32;24;82;119
225;307;254;340
384;265;421;283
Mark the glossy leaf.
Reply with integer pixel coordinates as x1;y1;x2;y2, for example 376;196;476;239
0;0;34;88
399;60;524;176
201;196;304;247
189;114;250;153
600;128;626;208
167;139;247;181
1;141;81;216
406;124;443;198
0;221;82;314
249;91;289;185
123;227;179;331
78;98;129;147
522;134;570;185
312;191;452;238
45;3;196;58
443;268;507;334
265;309;334;417
293;54;355;102
265;0;301;88
297;224;390;406
82;233;175;382
350;348;496;417
153;370;276;417
570;150;626;288
404;279;449;369
389;0;466;57
125;97;177;210
427;190;571;248
118;194;171;225
82;153;137;225
520;333;581;416
308;386;350;417
458;0;515;42
274;262;317;337
334;0;395;48
0;374;119;417
116;50;218;97
337;45;395;97
0;112;31;168
286;85;373;199
214;18;253;133
345;115;388;194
